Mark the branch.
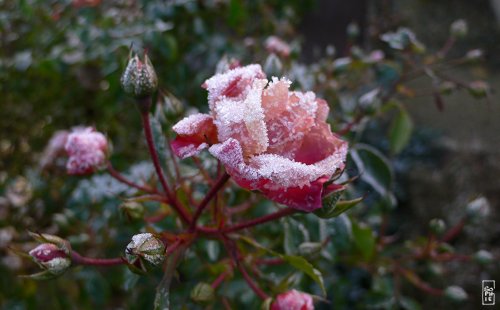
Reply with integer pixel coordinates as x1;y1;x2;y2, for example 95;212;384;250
141;111;192;225
71;251;125;266
223;208;297;233
107;162;156;194
190;173;230;231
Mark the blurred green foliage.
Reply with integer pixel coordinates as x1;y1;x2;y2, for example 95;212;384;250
0;1;497;310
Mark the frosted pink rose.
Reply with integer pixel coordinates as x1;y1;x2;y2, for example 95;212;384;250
271;290;314;310
64;127;108;175
265;36;291;58
171;64;347;212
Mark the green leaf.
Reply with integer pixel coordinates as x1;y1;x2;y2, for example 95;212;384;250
154;246;187;310
352;222;376;261
350;144;394;199
240;236;326;296
389;106;413;154
315;191;363;219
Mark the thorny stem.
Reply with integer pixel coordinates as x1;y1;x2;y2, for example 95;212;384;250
223;208;297;233
141;111;192;225
107;162;156;193
190;173;230;231
71;251;125;266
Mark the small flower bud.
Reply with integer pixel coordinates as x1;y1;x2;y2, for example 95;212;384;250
190;282;215;305
347;22;360;40
120;202;145;221
465;49;483;61
473;250;494;265
439;81;456;95
64;127;108;175
264;36;291;58
121;51;158;99
29;243;71;275
467;81;489;99
271;290;314;310
466;196;491;219
264;53;283;77
444;286;468;302
450;19;468;38
125;233;165;273
429;218;446;236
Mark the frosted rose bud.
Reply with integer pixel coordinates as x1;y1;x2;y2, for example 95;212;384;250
271;290;314;310
265;36;291;58
121;51;158;99
125;233;165;272
29;243;71;275
171;64;347;212
64;127;108;175
450;19;467;38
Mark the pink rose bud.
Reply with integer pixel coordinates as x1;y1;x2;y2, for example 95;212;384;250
64;127;108;175
29;243;71;275
265;36;291;58
271;290;314;310
171;65;348;212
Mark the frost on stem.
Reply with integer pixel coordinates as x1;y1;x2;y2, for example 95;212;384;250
64;127;108;175
171;64;348;212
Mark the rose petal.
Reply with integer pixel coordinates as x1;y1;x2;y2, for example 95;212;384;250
213;79;269;156
171;113;217;159
209;139;347;211
203;64;265;110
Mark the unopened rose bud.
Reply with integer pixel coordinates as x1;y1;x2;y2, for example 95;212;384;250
264;53;283;77
429;218;446;236
29;243;71;275
125;233;165;273
64;127;108;175
473;250;493;265
450;19;468;38
465;49;483;61
120;202;145;221
347;22;360;40
264;36;291;58
444;286;468;302
271;290;314;310
190;282;215;305
466;196;491;219
121;50;158;99
439;81;456;95
467;81;489;99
